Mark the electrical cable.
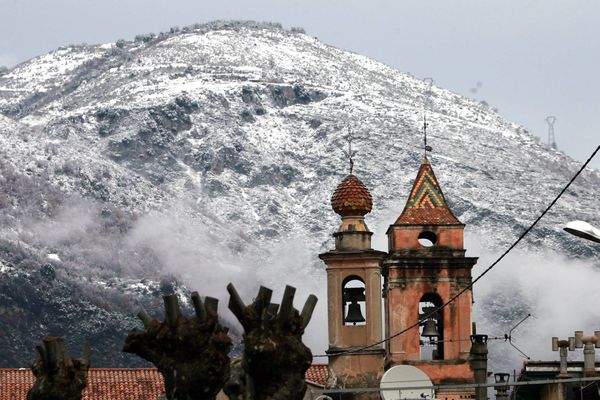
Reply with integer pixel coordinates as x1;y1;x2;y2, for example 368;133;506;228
314;144;600;358
311;376;600;397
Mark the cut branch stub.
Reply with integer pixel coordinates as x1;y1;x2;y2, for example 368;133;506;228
81;343;91;367
137;308;153;328
277;285;296;326
205;296;219;317
191;291;206;322
224;283;318;400
227;283;247;326
253;286;273;316
300;294;318;329
266;303;279;319
123;291;231;400
163;295;181;328
27;336;90;400
43;336;62;370
260;303;279;330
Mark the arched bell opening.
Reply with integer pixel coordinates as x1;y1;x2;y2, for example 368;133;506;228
419;293;444;360
342;276;366;326
418;230;438;248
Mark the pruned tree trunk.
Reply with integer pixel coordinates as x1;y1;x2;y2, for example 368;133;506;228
123;292;231;400
224;283;317;400
27;336;90;400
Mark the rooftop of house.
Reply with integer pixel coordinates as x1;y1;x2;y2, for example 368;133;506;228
516;360;600;400
0;364;329;399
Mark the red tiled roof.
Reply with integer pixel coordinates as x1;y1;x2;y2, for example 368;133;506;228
395;160;461;225
0;365;330;398
305;364;328;387
0;368;163;400
331;174;373;216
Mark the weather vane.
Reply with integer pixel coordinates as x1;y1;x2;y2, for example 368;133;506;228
342;128;357;174
422;78;434;159
423;114;432;160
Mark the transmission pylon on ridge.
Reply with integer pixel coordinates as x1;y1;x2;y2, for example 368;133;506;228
545;116;557;149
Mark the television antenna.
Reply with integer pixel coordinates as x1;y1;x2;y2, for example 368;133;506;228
502;313;532;359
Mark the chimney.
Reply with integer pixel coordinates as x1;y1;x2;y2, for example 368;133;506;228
574;331;600;377
470;334;488;400
493;373;511;400
552;337;575;378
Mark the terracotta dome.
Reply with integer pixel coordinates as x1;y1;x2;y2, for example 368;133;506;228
331;174;373;216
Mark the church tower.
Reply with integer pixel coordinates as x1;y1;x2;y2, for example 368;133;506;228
383;158;478;393
319;174;387;391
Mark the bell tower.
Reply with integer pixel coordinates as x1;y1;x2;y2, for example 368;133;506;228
319;174;387;391
383;159;478;392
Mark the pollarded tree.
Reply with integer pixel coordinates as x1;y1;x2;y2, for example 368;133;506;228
123;292;231;400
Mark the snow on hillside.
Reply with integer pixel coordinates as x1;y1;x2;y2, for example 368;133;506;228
0;21;598;369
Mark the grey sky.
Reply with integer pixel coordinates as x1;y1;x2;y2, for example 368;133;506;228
1;0;598;168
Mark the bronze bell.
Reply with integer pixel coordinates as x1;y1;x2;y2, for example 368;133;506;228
345;303;365;325
422;319;439;339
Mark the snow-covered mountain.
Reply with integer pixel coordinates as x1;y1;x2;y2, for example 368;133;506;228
0;21;598;368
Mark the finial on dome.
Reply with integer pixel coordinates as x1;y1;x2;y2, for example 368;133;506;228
329;130;374;250
342;128;357;174
330;174;374;251
333;127;372;215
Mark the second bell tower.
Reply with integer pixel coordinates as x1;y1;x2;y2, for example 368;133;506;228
383;158;478;389
319;174;387;390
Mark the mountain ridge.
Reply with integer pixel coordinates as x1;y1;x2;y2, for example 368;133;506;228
0;20;598;368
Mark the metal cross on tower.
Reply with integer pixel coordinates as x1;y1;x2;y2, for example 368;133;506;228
423;78;434;159
423;114;432;159
342;129;357;174
545;116;557;149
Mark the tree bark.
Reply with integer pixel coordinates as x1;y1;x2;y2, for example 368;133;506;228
27;336;89;400
224;283;317;400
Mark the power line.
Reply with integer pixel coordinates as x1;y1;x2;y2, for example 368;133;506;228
314;144;600;359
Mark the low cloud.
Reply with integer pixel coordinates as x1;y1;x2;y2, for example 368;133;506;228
18;195;600;372
469;233;600;373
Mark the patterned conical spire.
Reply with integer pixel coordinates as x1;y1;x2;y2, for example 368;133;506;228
395;159;461;225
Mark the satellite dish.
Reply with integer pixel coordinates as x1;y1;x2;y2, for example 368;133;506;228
564;221;600;244
380;365;435;400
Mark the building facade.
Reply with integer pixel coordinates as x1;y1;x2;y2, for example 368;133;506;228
322;159;479;399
